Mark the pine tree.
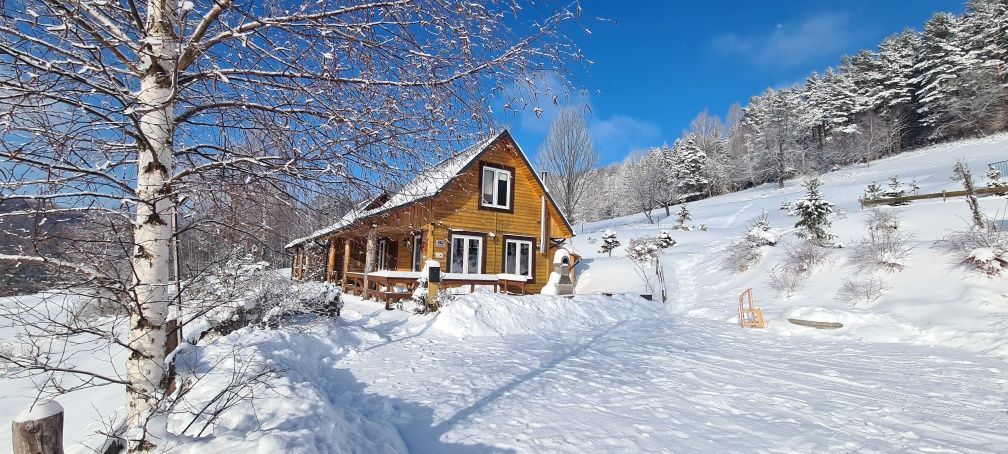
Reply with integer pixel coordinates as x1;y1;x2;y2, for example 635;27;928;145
987;165;1008;193
914;13;970;140
864;181;883;200
675;204;692;230
791;178;834;244
599;229;621;257
674;135;710;201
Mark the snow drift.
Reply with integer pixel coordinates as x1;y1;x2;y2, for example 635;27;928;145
430;293;662;339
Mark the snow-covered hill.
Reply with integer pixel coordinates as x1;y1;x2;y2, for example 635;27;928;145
573;133;1008;359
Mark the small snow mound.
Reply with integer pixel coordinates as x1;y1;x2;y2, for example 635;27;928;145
14;399;62;422
431;293;661;338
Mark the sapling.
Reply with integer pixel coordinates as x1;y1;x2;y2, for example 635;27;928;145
790;178;835;245
598;230;621;257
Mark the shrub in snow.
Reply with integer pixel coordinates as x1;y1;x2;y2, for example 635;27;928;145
626;237;661;294
836;277;888;307
723;214;777;273
863;182;883;201
940;222;1008;277
866;207;901;231
966;248;1007;276
779;200;791;211
782;240;832;275
656;230;676;249
746;213;777;247
790;178;834;245
987;165;1008;195
598;230;621;257
674;205;692;230
910;177;921;195
768;264;806;299
850;208;914;273
699;223;707;231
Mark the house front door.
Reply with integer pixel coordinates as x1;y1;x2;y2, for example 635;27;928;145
450;234;483;274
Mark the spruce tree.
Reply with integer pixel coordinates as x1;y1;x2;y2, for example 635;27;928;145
676;204;692;230
791;178;834;244
599;229;621;257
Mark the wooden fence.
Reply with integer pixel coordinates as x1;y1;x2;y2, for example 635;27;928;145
860;186;1006;208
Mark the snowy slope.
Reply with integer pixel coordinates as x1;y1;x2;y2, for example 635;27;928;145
572;133;1008;359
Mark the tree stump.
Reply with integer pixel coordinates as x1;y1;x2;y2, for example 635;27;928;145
12;400;63;454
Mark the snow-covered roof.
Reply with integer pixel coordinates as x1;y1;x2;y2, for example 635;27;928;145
286;130;508;249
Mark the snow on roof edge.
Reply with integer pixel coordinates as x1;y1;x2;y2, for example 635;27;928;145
285;131;507;249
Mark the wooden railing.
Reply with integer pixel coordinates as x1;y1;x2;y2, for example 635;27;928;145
860;185;1006;207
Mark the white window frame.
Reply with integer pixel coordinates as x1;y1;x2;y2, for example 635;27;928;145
411;233;423;272
377;238;389;270
449;234;483;274
504;238;533;278
481;165;512;210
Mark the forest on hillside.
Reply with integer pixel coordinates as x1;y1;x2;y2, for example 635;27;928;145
572;0;1006;223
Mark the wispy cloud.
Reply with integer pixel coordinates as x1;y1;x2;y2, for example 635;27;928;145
710;12;858;69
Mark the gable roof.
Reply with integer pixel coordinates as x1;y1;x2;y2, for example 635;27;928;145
286;129;573;249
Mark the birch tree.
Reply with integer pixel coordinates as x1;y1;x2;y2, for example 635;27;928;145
0;0;579;450
537;106;599;222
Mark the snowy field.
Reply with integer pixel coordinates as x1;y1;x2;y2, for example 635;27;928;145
3;134;1008;453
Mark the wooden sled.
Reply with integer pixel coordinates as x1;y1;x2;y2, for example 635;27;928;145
738;288;765;328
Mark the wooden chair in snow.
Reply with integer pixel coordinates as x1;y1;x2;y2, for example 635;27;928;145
738;288;765;328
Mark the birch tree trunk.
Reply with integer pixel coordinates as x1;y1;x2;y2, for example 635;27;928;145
128;1;177;451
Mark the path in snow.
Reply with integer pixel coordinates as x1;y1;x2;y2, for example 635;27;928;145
337;300;1008;453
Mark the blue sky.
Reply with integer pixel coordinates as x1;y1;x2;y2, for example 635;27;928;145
499;0;965;165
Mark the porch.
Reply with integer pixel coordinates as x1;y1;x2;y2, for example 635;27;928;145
343;270;530;304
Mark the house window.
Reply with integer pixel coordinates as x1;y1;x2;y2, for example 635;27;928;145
411;233;423;272
450;234;483;274
377;238;389;270
504;238;533;278
481;165;511;209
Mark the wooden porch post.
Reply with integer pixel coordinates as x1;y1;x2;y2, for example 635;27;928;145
327;237;337;283
341;238;351;292
363;227;377;300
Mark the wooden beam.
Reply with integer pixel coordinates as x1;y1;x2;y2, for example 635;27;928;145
327;238;337;283
363;228;377;300
342;238;351;292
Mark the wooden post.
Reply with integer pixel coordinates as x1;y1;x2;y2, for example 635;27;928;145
327;238;337;283
12;400;63;454
341;238;351;292
363;228;377;300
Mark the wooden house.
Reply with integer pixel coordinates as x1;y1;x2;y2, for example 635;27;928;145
286;130;575;303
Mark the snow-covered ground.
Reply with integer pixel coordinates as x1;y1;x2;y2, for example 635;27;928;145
574;133;1008;360
3;134;1008;452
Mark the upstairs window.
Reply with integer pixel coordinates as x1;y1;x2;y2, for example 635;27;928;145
481;165;511;210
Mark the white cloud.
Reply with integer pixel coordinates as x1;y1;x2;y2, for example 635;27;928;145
711;12;858;69
587;115;662;158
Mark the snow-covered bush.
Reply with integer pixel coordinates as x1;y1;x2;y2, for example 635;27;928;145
782;241;832;275
779;200;792;211
987;166;1008;194
836;277;888;306
790;178;834;245
746;213;777;247
966;248;1008;276
866;207;901;231
849;210;914;272
910;177;921;195
656;230;676;249
879;176;910;205
598;229;621;257
626;237;661;294
699;223;708;231
723;214;777;273
940;223;1008;277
